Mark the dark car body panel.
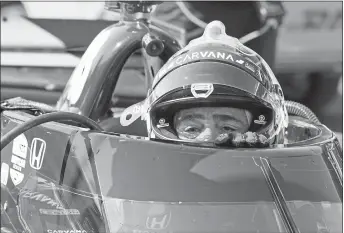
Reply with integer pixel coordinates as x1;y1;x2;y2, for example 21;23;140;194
1;110;342;233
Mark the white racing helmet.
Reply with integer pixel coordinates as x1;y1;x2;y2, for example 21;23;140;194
122;21;288;146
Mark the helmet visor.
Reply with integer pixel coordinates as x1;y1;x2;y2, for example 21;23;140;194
149;86;274;144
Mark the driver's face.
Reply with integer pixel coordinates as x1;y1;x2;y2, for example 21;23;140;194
174;107;252;142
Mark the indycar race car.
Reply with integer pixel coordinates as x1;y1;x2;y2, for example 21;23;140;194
1;1;342;132
1;1;343;233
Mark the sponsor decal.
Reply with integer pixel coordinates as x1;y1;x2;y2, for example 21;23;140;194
30;138;47;170
120;101;148;127
177;51;234;64
47;230;87;233
11;155;26;168
10;168;24;186
12;134;28;159
155;49;267;90
244;62;256;73
10;134;28;186
1;163;9;185
146;211;172;230
157;50;237;79
254;115;267;125
40;209;80;215
236;59;244;64
191;83;214;98
157;118;169;128
133;105;142;114
12;164;22;172
20;190;64;209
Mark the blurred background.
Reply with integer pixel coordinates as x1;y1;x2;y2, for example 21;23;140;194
1;1;342;133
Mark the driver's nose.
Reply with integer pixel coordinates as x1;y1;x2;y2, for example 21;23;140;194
196;127;215;142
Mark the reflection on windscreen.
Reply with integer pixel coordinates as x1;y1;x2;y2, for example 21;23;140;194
104;199;287;233
103;199;342;233
287;201;342;233
92;135;343;233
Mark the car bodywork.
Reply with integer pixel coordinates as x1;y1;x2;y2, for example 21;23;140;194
1;109;343;233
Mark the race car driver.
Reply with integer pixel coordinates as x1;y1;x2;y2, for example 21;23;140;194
122;20;288;148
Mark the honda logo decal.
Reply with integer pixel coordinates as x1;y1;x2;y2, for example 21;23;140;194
29;138;46;170
146;211;171;230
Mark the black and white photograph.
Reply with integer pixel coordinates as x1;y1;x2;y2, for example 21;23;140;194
0;1;343;233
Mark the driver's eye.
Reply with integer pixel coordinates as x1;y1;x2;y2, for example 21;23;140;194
221;126;234;132
184;126;201;133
